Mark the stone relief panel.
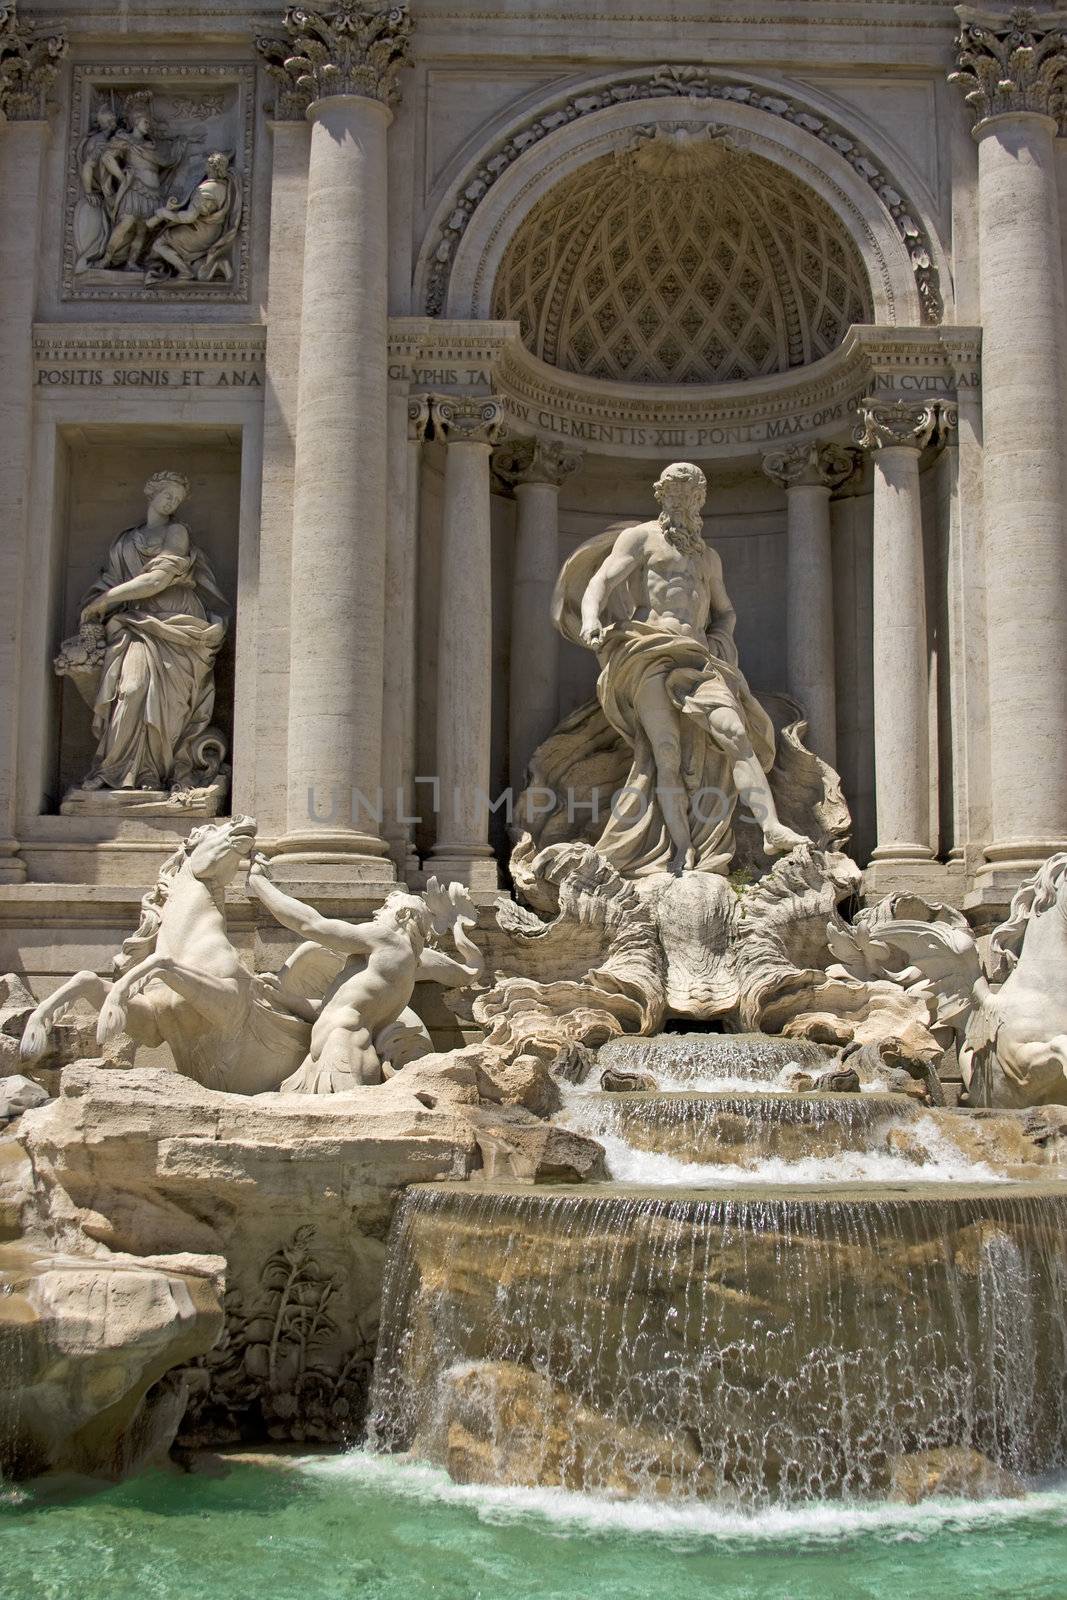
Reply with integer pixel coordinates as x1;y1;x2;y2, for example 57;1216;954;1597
63;65;253;303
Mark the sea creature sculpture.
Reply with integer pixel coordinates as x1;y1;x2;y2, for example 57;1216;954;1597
245;859;483;1091
962;854;1067;1107
19;817;309;1093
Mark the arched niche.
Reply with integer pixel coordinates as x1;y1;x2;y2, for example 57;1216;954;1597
419;84;947;334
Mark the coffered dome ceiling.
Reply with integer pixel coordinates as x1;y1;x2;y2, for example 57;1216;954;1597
492;130;874;385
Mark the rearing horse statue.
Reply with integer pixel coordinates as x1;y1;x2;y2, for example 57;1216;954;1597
20;816;310;1094
962;853;1067;1108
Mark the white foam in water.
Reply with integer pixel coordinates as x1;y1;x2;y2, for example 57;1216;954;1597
300;1448;1067;1545
583;1125;1005;1186
557;1087;1008;1185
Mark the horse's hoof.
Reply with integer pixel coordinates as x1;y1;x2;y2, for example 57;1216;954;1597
19;1019;49;1062
96;1001;124;1046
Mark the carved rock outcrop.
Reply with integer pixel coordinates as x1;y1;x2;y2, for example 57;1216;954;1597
0;1241;223;1479
12;1062;604;1455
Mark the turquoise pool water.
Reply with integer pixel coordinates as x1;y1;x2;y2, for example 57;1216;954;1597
4;1452;1067;1600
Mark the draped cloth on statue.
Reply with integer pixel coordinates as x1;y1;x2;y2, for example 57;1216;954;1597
552;527;776;877
83;529;228;790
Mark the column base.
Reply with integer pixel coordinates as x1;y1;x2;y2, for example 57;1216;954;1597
964;839;1067;917
863;855;962;905
427;847;499;890
384;830;421;884
0;842;26;884
267;829;396;885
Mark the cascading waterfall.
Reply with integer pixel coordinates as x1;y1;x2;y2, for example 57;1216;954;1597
561;1089;919;1161
594;1032;838;1091
369;1183;1067;1507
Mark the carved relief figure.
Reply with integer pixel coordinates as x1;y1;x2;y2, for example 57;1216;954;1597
97;92;188;271
72;104;118;271
144;151;242;284
70;84;244;292
246;861;484;1093
554;462;808;876
56;471;229;802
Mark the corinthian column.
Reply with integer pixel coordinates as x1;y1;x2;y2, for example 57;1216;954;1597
257;3;412;879
380;392;429;876
951;6;1067;881
0;6;66;881
761;441;855;767
430;396;506;887
856;399;954;868
492;437;582;790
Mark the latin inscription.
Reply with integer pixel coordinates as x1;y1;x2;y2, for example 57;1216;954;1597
36;367;262;388
387;364;492;386
503;397;852;449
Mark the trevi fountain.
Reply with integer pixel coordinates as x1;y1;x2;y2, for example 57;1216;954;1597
4;3;1067;1597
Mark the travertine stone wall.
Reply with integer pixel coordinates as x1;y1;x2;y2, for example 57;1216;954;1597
3;0;1064;983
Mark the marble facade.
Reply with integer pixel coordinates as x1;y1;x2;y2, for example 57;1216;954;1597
2;0;1067;998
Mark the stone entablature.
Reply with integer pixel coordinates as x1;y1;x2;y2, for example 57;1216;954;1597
389;319;980;461
32;324;266;395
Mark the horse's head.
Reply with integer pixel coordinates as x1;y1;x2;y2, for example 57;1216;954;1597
185;815;257;887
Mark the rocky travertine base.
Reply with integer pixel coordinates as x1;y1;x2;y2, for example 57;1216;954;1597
7;1063;602;1462
0;1242;223;1480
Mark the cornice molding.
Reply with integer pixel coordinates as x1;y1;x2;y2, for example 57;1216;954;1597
388;317;980;461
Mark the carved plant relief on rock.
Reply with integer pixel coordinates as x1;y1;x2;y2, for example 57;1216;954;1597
65;67;252;300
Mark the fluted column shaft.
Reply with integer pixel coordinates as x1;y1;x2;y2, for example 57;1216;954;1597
0;11;66;879
253;118;309;839
976;113;1067;860
950;5;1067;877
381;391;427;876
430;397;505;887
871;446;929;860
257;2;412;879
493;438;582;792
857;400;953;864
280;94;393;877
762;442;854;767
0;121;49;882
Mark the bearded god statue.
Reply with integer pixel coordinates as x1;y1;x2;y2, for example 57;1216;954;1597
552;461;810;877
55;471;230;813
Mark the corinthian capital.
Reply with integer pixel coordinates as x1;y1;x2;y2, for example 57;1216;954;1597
950;5;1067;129
256;2;413;120
0;2;67;122
430;395;507;448
762;441;857;491
491;436;583;490
854;398;957;452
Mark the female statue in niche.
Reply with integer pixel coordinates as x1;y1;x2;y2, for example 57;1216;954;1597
61;471;230;800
